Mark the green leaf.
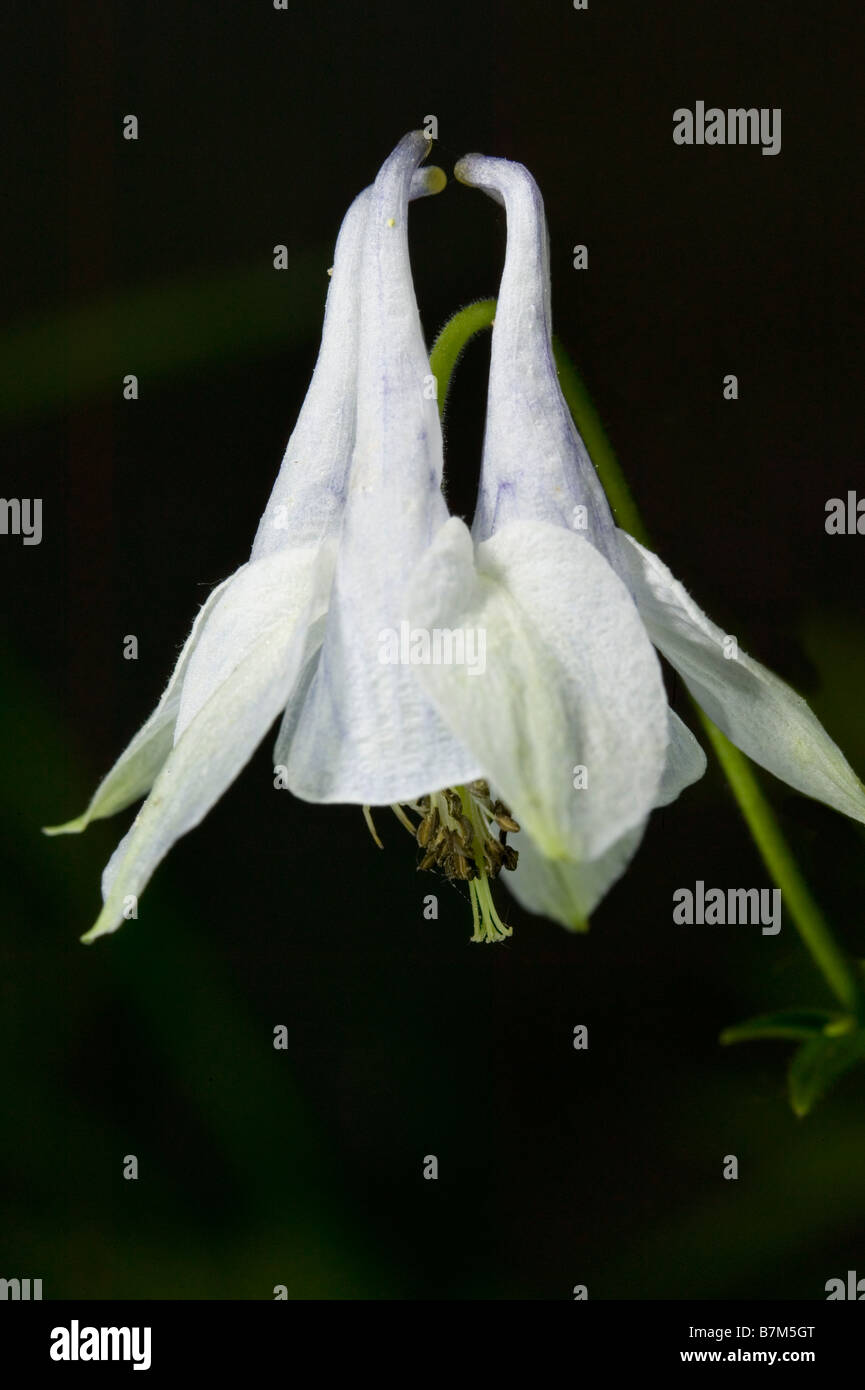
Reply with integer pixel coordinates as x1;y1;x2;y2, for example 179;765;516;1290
788;1030;865;1116
720;1009;853;1045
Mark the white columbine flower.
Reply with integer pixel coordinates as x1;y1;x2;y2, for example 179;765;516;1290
44;134;449;942
400;151;865;930
47;135;865;950
279;138;702;944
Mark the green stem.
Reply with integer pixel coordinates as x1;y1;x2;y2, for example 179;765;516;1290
550;340;651;548
430;299;497;420
429;299;865;1018
696;718;863;1017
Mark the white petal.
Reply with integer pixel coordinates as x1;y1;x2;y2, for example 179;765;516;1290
251;165;446;561
42;572;238;835
658;708;707;807
175;542;336;740
406;517;669;861
503;711;703;931
82;542;336;943
505;822;646;930
455;153;620;571
619;532;865;823
281;133;482;804
503;709;702;930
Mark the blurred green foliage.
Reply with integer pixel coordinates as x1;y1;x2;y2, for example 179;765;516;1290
0;254;326;425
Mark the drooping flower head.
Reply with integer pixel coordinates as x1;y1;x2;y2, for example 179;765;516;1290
45;134;865;950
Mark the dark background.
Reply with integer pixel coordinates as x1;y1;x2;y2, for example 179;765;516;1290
2;0;864;1298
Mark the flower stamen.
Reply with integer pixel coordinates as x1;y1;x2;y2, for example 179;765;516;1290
363;780;519;943
362;803;384;849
